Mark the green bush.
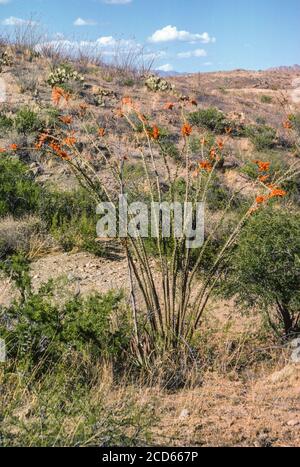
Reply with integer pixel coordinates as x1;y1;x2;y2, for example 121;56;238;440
0;158;41;218
221;208;300;338
40;189;104;256
0;158;104;256
289;113;300;137
188;107;229;134
245;124;277;151
0;112;14;132
260;95;272;104
15;107;43;134
0;255;130;368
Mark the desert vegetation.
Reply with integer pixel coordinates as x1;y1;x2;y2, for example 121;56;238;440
0;28;300;447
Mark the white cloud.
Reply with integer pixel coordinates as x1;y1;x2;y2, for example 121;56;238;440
177;48;207;59
103;0;132;4
96;36;116;46
36;36;141;59
0;0;11;4
157;63;173;72
74;18;97;26
149;25;216;44
2;16;38;26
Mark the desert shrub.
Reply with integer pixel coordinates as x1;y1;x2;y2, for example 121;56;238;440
260;95;272;104
0;216;51;260
0;158;103;256
40;189;103;256
289;113;300;137
47;64;84;87
0;256;130;368
15;107;43;134
188;107;229;134
0;358;153;447
221;207;300;338
0;112;14;132
159;139;181;162
245;124;277;151
42;105;60;128
0;158;41;218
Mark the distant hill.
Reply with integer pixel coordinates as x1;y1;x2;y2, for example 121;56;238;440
267;65;300;72
154;70;187;78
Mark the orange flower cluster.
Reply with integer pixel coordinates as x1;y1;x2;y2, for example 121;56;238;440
122;96;133;107
164;102;175;110
52;87;71;106
210;147;220;160
63;132;76;147
181;123;192;137
283;120;293;130
255;185;287;206
35;130;72;161
59;115;73;125
35;132;50;150
216;138;224;150
0;144;18;153
49;141;71;160
199;160;213;172
98;127;106;137
269;188;287;198
259;175;270;183
150;125;160;140
255;160;270;172
79;103;88;117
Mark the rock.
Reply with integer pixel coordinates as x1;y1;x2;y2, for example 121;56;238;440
222;156;240;170
291;347;300;364
287;419;300;427
28;162;43;176
179;409;190;419
290;338;300;349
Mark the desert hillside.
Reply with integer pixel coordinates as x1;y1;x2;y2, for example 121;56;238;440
0;43;300;447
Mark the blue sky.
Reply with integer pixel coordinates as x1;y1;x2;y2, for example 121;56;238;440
0;0;299;72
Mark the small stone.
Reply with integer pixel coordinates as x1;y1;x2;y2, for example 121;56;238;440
287;419;300;427
291;348;300;364
179;409;190;419
290;338;300;349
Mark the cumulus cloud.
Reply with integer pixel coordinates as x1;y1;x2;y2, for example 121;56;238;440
157;63;173;72
149;25;216;44
36;35;141;59
177;48;207;59
74;18;97;26
2;16;38;26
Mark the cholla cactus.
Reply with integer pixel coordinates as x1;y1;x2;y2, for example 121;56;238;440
47;65;84;87
0;51;12;73
145;75;175;93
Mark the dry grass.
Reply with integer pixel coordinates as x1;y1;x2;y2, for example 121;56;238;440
0;216;55;260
